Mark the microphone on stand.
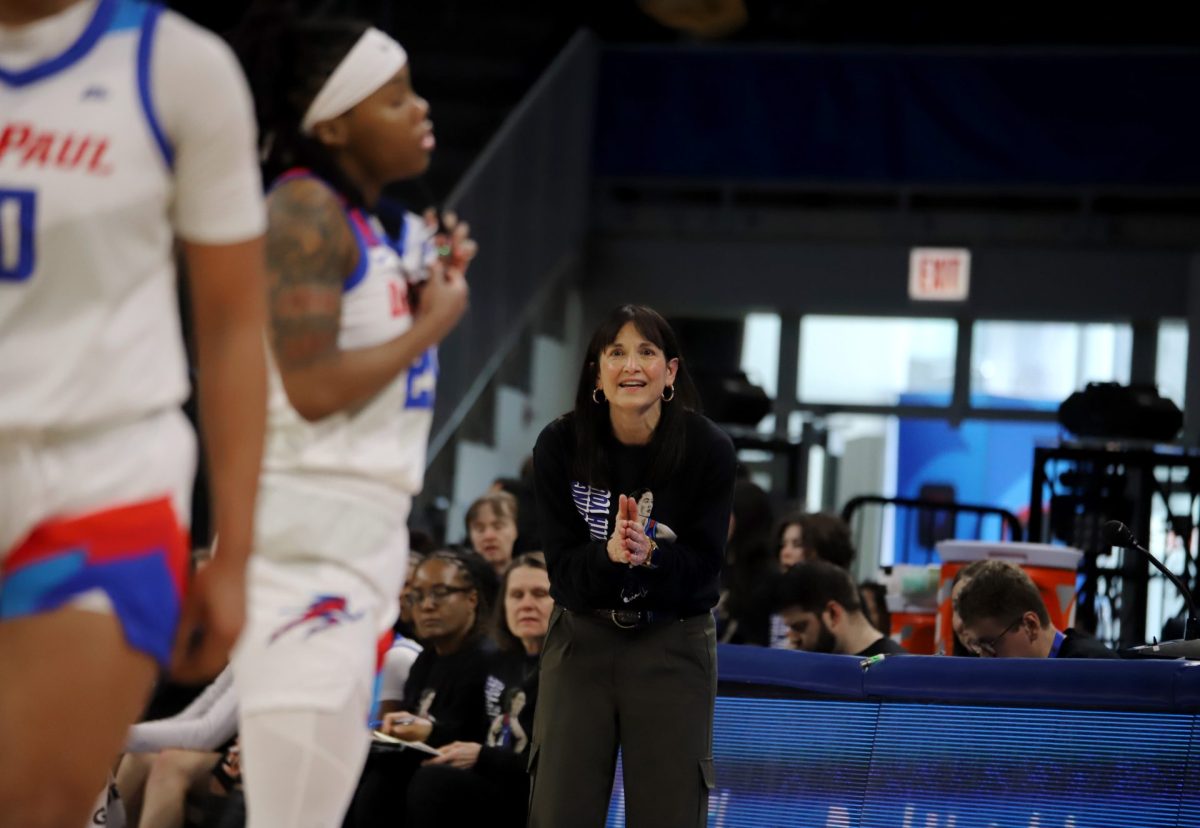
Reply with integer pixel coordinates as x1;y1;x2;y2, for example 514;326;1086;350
1102;520;1200;647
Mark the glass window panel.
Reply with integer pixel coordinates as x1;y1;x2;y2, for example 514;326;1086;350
1156;320;1187;409
971;321;1131;405
813;413;898;572
798;316;956;405
742;314;781;435
741;313;780;400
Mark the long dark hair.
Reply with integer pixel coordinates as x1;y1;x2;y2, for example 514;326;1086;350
570;305;700;488
775;511;856;570
227;1;371;204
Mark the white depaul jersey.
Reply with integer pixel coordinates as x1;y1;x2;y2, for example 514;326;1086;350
0;0;264;432
263;172;438;497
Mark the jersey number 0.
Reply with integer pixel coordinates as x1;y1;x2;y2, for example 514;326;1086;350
0;189;36;282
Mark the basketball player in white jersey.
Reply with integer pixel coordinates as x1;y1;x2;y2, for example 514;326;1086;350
0;0;268;825
228;7;474;826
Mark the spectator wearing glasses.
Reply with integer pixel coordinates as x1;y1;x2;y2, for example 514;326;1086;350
404;552;554;828
349;551;491;828
774;560;906;657
955;560;1116;659
383;551;492;741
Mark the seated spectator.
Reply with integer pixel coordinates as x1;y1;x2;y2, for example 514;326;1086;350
956;560;1117;659
776;511;856;571
768;512;857;647
467;490;520;579
348;550;493;828
482;553;550;726
405;552;554;828
858;580;892;640
774;560;906;657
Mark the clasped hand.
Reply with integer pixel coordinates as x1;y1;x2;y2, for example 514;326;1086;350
607;493;652;566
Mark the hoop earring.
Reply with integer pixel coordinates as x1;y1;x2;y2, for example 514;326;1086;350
661;385;675;402
592;388;605;404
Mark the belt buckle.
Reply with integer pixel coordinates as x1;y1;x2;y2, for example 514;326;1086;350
611;609;643;629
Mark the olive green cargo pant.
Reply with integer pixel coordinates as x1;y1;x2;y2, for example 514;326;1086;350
527;606;716;828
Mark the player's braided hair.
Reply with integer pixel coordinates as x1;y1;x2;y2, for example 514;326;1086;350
226;0;369;204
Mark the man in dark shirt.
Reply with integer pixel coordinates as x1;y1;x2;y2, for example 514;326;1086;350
956;560;1117;659
774;560;906;657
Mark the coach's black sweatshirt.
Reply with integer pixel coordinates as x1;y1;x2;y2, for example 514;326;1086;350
532;410;736;617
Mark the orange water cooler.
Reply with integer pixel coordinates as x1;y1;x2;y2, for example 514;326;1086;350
888;600;938;654
934;541;1082;656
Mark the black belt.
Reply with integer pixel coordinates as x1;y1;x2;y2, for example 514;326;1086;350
578;608;687;630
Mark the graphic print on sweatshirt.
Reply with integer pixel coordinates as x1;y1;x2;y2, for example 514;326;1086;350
631;487;676;545
571;482;611;540
485;685;529;753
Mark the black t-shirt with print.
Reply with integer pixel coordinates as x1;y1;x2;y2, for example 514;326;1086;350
475;647;540;781
532;410;736;616
482;648;539;724
401;635;492;747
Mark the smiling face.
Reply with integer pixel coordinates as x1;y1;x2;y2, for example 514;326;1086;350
595;322;678;416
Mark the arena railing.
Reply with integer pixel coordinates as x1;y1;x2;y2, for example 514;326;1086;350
426;29;598;466
606;644;1200;827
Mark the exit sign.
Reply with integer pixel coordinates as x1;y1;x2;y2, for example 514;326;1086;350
909;248;970;301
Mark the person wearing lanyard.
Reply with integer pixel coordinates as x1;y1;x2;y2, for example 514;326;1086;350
529;304;737;827
956;560;1117;658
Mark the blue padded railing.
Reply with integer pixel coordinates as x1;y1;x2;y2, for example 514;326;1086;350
718;643;1200;713
607;645;1200;827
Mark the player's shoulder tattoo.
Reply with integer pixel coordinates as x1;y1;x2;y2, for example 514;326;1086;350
264;177;358;370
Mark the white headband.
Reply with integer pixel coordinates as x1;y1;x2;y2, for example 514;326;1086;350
301;27;408;134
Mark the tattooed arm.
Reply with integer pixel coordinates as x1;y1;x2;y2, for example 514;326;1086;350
266;177;468;421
